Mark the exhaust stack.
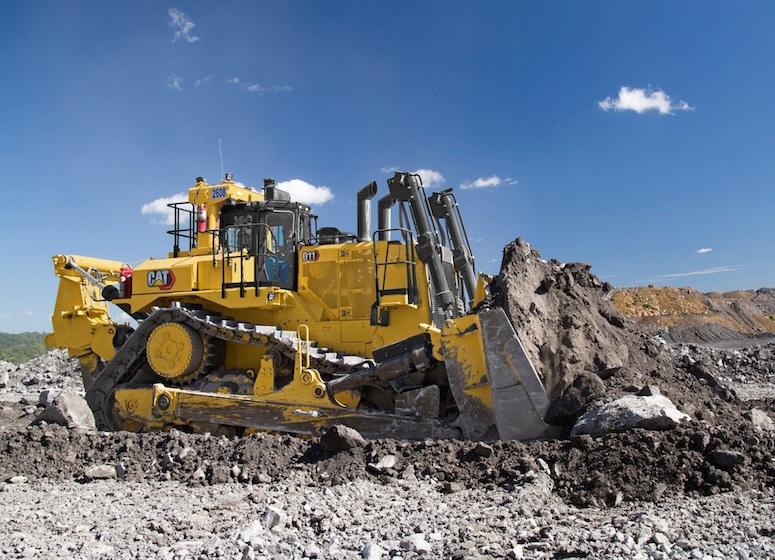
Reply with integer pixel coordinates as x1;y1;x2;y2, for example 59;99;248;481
377;194;396;241
356;181;378;242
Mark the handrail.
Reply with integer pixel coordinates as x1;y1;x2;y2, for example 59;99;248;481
372;227;418;308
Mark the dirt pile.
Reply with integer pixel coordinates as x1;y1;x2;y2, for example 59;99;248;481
491;239;710;407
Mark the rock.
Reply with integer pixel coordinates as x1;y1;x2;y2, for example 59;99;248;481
239;520;264;547
22;375;41;386
637;385;661;397
472;442;494;458
83;464;117;480
442;481;465;493
160;453;176;469
115;462;127;478
303;543;321;558
37;388;61;407
400;533;432;553
207;465;231;484
545;373;606;425
745;408;775;433
709;449;747;468
361;543;385;560
320;425;367;452
254;472;272;484
0;368;9;388
367;454;397;474
571;395;690;437
688;361;724;389
261;505;288;530
35;387;96;431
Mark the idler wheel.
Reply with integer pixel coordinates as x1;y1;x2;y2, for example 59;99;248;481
146;322;205;382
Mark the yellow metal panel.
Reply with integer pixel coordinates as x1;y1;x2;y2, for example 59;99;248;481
338;243;376;320
299;245;339;312
132;257;197;294
441;314;494;409
48;255;120;363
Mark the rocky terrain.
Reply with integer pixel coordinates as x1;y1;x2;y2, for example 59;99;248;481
611;285;775;345
1;238;774;559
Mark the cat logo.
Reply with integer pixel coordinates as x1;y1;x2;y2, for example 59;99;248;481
147;269;176;291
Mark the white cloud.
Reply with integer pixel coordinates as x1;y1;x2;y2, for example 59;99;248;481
276;179;334;205
598;86;693;115
194;75;212;88
658;266;739;279
696;248;713;254
460;175;518;190
228;77;292;94
24;310;32;316
412;169;445;188
141;192;187;225
169;8;200;43
0;313;11;320
634;264;743;285
167;74;183;91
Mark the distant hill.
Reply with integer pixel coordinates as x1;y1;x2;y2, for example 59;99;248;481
0;332;48;365
611;286;775;343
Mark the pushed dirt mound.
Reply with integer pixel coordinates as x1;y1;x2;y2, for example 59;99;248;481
492;240;702;403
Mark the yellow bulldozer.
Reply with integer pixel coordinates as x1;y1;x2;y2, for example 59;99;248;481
47;171;552;440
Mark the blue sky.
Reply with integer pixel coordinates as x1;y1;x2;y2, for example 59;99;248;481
2;2;774;333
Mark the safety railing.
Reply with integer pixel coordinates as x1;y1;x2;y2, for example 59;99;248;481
167;202;197;257
372;227;419;309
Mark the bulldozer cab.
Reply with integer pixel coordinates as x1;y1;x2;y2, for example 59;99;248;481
219;198;312;290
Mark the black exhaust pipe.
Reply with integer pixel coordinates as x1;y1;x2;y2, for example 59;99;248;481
356;181;378;242
377;193;395;241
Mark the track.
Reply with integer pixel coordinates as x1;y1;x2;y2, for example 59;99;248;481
85;303;372;430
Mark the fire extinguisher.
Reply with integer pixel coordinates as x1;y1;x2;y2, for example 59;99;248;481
119;266;133;298
197;205;207;233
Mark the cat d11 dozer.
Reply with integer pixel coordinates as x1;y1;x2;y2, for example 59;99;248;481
47;171;553;441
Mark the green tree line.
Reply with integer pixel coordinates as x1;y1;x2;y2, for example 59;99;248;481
0;332;47;365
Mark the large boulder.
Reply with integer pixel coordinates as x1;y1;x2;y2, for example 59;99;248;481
570;394;690;437
35;387;96;431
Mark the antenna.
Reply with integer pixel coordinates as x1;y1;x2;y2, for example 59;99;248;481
218;139;224;179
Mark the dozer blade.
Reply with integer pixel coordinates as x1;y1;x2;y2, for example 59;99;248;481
442;307;554;441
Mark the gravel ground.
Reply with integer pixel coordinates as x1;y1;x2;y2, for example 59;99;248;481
2;473;773;560
1;344;774;559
